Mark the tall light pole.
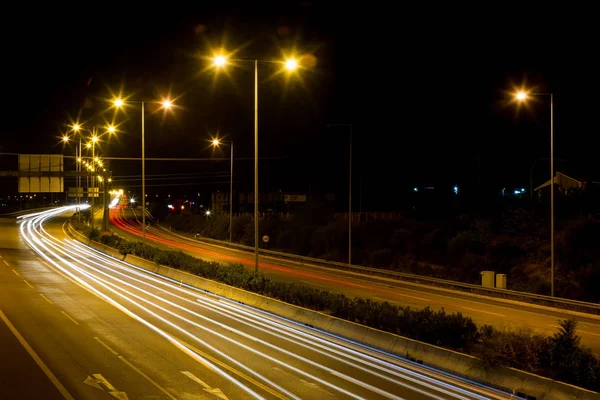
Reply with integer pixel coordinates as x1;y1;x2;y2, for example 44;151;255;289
113;98;173;244
212;138;234;242
90;129;98;234
515;90;555;296
73;124;83;221
326;123;353;265
212;54;299;274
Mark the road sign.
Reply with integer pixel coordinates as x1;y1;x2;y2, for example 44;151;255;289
18;154;64;193
88;187;100;198
262;235;270;243
284;194;306;203
67;187;84;198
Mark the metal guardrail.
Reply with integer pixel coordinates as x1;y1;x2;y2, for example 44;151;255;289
155;223;600;316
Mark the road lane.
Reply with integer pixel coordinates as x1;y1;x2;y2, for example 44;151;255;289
17;206;518;399
110;207;600;353
1;216;258;400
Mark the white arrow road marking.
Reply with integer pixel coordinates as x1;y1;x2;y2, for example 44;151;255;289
84;376;102;390
182;371;229;400
84;374;129;400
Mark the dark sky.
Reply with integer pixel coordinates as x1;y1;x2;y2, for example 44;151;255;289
1;2;600;209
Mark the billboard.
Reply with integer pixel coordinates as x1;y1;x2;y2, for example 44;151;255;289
18;154;64;193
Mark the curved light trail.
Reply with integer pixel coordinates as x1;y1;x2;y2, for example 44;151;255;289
16;206;523;399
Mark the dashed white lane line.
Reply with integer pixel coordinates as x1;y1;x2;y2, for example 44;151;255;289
94;337;118;356
23;280;34;289
12;269;19;276
460;306;505;317
61;311;79;326
40;294;53;305
3;260;9;266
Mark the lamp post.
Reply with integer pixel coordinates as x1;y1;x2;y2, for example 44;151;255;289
515;90;555;296
211;139;234;242
326;123;353;266
90;130;98;233
74;124;115;230
113;98;173;244
212;54;299;274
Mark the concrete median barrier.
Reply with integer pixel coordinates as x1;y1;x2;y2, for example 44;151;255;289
67;223;599;400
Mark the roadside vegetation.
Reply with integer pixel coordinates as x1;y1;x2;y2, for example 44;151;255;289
158;200;600;303
73;221;600;391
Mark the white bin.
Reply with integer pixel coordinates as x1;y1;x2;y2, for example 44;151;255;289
496;274;507;289
480;271;495;288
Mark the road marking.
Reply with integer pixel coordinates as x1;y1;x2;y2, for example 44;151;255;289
61;311;79;326
84;374;129;400
549;324;600;338
459;306;505;317
4;260;9;266
40;294;54;304
23;279;34;289
0;254;2;258
182;371;229;399
0;308;75;400
94;336;118;356
118;356;177;400
179;339;288;400
12;269;19;276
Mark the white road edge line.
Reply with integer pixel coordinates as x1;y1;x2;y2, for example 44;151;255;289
0;308;75;400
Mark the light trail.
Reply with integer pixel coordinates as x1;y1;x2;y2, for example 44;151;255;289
16;207;522;400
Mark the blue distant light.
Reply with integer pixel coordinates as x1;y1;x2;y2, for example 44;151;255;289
413;187;419;192
453;185;459;195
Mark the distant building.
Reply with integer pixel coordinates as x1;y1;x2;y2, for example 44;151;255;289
535;172;584;195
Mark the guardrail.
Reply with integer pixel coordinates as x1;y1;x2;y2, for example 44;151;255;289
155;223;600;316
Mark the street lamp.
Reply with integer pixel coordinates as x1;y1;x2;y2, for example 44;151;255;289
212;53;300;274
211;138;234;242
514;89;555;296
113;97;175;244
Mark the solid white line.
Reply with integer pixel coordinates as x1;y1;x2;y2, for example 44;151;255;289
0;308;75;400
60;311;79;326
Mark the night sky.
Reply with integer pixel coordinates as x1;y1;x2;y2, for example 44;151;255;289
1;2;600;210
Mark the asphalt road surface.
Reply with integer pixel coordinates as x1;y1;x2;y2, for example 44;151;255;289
110;207;600;354
0;206;518;399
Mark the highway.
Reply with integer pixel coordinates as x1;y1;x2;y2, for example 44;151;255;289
110;207;600;354
0;206;518;399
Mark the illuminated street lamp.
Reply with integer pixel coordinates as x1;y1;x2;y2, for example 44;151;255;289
113;97;175;243
514;89;555;296
211;53;301;274
62;135;69;143
211;137;234;242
